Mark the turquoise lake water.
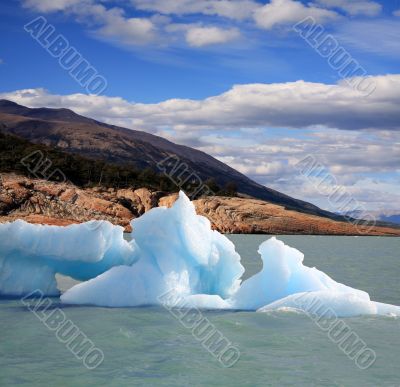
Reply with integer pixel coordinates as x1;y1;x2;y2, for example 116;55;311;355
0;235;399;386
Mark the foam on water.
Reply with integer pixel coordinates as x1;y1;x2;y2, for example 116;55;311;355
1;192;399;317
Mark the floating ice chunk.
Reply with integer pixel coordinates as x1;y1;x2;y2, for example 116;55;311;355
258;291;400;317
157;289;232;310
0;220;136;296
231;237;369;310
257;291;377;318
182;294;231;310
61;192;244;306
374;302;400;316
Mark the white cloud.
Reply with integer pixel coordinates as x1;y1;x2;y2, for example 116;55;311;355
394;9;400;17
336;20;400;57
92;7;157;46
253;0;338;30
131;0;260;21
22;0;248;48
201;129;400;212
315;0;382;16
219;158;287;177
21;0;389;51
2;74;400;133
22;0;82;12
0;59;4;65
186;26;240;47
22;0;248;49
23;0;157;46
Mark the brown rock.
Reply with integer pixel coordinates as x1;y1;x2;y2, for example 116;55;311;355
0;173;399;236
159;194;400;237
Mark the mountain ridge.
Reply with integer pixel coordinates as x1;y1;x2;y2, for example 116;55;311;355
0;99;353;221
341;210;400;226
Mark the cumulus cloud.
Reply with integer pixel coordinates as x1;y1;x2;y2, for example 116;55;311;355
202;129;400;212
21;0;391;51
253;0;338;30
315;0;382;16
2;74;400;132
90;6;157;46
22;0;82;12
23;0;157;46
22;0;245;48
186;26;240;47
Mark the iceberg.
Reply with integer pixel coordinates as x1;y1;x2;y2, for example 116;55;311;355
1;191;399;317
61;192;244;307
0;220;136;296
231;237;370;311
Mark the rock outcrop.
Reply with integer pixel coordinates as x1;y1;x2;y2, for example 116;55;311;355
0;174;163;232
1;173;399;236
160;194;400;236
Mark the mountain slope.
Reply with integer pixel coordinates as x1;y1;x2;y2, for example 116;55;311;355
0;99;344;220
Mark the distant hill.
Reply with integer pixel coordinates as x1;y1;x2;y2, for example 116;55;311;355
379;214;400;224
341;210;400;226
0;99;351;221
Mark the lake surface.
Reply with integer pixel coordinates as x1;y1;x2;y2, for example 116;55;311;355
1;235;399;386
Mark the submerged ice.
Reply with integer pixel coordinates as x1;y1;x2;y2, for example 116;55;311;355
1;191;399;317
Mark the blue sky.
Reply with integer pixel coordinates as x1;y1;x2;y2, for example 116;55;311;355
0;0;399;212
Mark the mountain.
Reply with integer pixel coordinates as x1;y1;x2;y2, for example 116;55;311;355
379;214;400;225
341;210;400;225
0;130;179;192
0;99;97;124
0;100;351;221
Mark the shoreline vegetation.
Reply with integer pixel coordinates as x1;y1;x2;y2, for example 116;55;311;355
0;131;236;196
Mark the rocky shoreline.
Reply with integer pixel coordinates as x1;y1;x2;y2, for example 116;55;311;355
1;173;399;236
